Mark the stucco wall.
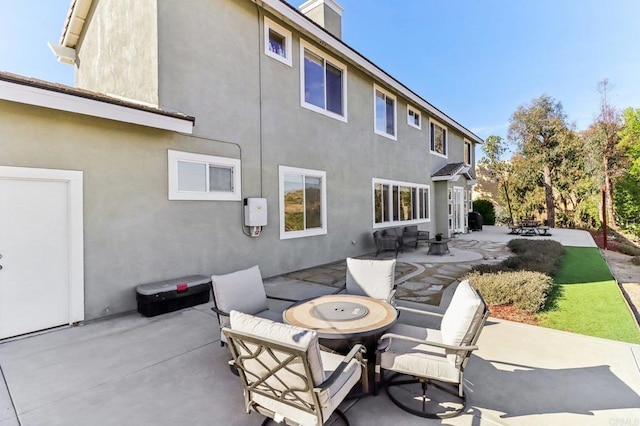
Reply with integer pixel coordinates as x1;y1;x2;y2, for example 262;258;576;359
76;0;159;104
0;100;249;320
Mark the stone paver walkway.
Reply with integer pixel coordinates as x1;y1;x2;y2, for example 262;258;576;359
265;239;512;307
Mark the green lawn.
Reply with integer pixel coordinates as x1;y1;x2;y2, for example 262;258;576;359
538;247;640;344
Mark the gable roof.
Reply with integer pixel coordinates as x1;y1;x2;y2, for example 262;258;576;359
56;0;482;145
0;72;195;133
432;162;476;183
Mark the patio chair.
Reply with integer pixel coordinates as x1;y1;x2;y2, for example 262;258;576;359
345;257;397;303
211;265;297;346
223;310;367;425
374;280;489;418
372;230;399;257
403;225;430;247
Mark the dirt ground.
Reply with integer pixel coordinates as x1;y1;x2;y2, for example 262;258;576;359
601;249;640;324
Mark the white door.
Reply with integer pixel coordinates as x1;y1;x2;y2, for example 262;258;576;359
453;187;465;234
0;167;84;340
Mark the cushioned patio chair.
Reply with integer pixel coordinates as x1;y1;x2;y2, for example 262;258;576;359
211;265;297;346
403;225;430;247
224;310;367;425
344;257;397;303
374;280;489;418
372;230;399;257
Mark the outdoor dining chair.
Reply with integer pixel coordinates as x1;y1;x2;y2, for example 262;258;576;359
224;310;367;425
344;257;397;303
374;280;489;418
211;265;297;346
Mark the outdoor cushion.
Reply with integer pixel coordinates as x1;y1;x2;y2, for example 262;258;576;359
212;265;269;328
346;257;396;301
440;280;484;365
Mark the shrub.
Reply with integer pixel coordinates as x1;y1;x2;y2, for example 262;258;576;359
466;271;555;314
473;199;496;225
631;257;640;266
472;239;565;275
618;243;640;257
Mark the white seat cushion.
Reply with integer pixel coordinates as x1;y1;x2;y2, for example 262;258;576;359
440;280;484;364
212;265;269;316
346;257;396;300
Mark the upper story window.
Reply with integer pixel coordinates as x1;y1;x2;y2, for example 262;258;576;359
168;150;241;201
374;84;397;140
300;41;347;122
407;105;421;130
279;165;327;239
429;119;448;157
264;17;292;66
373;178;430;227
464;140;473;165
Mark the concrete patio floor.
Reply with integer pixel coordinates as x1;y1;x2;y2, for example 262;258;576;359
1;226;639;425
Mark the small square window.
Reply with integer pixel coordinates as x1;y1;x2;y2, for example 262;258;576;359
264;17;292;67
168;150;241;201
407;106;421;130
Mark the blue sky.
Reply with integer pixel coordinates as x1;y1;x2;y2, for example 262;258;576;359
1;0;639;144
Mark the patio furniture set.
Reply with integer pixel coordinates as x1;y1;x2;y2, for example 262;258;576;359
373;225;451;257
211;259;489;424
508;218;551;236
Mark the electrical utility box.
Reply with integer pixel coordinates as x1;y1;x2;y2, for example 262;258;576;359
244;198;267;226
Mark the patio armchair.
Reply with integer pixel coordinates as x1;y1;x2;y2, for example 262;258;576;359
211;265;297;346
374;280;489;418
343;257;397;303
223;310;367;425
403;225;430;246
372;230;399;257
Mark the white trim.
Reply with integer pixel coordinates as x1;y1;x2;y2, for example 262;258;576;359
0;166;84;325
429;118;448;158
279;165;327;239
299;0;344;16
0;80;194;134
168;150;241;201
251;0;482;145
299;40;348;123
373;84;397;141
407;105;421;130
372;178;430;228
264;16;293;67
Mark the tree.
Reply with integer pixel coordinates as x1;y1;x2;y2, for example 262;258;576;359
507;95;572;227
479;135;514;222
582;79;625;227
615;107;640;236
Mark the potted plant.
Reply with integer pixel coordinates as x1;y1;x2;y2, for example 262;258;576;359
435;233;443;241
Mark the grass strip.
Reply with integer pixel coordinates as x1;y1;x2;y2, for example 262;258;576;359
538;247;640;344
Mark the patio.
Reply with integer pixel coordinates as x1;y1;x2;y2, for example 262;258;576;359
1;226;639;425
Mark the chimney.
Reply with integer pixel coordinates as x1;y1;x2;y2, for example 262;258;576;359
299;0;343;39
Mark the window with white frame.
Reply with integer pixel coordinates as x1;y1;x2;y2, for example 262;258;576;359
264;17;292;66
168;150;241;201
279;166;327;239
300;41;347;121
373;178;430;227
407;105;421;130
374;85;397;140
464;140;472;165
429;119;448;157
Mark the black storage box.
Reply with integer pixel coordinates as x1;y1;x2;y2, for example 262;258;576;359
136;275;211;317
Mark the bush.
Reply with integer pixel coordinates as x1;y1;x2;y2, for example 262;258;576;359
466;271;555;314
472;239;564;275
618;243;640;257
631;257;640;266
473;199;496;225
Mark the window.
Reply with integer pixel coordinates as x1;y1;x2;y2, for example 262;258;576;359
168;150;241;201
373;178;430;227
407;105;421;130
264;17;292;66
374;85;396;140
464;140;472;165
279;166;327;239
429;119;448;157
300;41;347;121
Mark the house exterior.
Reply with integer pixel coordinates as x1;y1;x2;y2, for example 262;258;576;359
0;0;480;336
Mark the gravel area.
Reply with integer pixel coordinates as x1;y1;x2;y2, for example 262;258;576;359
602;249;640;326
